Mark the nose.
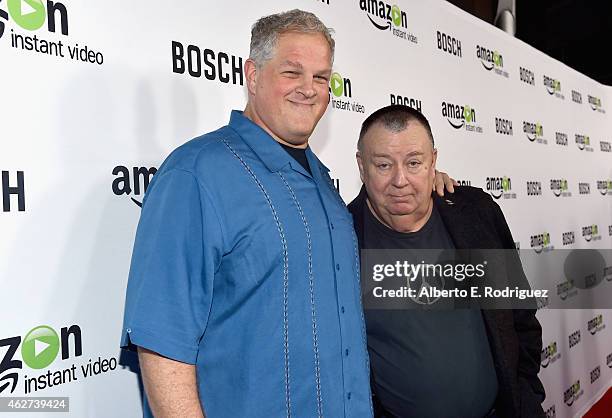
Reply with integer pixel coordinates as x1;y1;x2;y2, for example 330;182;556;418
295;76;316;99
391;165;410;188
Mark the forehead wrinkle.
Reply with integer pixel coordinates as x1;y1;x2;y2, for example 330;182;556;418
371;150;425;159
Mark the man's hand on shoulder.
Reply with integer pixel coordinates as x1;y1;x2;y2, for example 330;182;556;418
433;169;458;197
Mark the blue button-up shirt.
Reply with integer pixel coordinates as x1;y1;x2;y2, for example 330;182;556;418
121;110;372;417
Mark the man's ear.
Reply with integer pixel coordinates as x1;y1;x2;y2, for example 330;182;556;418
244;59;258;96
431;148;438;180
356;151;365;183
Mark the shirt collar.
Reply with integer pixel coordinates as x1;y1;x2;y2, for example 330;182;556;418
305;147;331;187
228;110;331;177
228;110;294;173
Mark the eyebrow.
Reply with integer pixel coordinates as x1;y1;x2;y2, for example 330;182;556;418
281;60;303;69
280;60;332;76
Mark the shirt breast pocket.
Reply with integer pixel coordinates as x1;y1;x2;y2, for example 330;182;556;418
220;223;285;293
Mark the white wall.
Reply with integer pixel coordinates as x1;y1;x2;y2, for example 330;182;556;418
0;0;610;416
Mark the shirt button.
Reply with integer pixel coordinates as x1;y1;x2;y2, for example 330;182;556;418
331;222;335;230
341;306;345;314
347;392;352;400
345;348;350;357
336;264;340;271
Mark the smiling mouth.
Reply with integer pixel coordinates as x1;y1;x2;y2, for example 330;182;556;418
289;101;315;107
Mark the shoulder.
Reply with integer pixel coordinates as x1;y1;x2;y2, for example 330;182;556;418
143;126;245;203
160;126;237;175
436;186;515;248
440;186;495;209
435;186;504;224
451;185;491;201
347;186;367;218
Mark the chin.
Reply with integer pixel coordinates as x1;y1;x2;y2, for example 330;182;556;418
279;129;310;145
289;124;315;139
387;204;417;216
293;115;316;127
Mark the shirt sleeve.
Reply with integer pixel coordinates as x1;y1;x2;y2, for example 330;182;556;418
120;168;224;364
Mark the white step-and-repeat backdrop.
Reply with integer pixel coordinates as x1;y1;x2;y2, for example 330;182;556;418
1;0;611;417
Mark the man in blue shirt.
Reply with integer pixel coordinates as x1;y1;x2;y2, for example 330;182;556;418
122;9;454;418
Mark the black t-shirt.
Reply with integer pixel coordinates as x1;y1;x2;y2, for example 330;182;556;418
279;143;311;175
363;202;498;418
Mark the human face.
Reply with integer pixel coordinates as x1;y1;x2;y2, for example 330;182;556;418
357;122;437;230
244;32;332;148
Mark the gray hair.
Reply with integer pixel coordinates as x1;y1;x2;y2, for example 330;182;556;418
249;9;335;68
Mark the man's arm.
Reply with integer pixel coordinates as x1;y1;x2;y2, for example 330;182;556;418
120;169;224;416
138;347;205;418
488;197;546;417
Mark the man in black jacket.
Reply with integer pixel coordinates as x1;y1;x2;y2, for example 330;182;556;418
348;105;545;418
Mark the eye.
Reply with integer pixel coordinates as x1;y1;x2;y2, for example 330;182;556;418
314;75;329;83
376;163;391;170
282;71;300;77
408;160;421;167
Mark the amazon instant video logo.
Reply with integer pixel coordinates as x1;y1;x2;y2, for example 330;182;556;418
523;121;546;144
543;75;564;99
530;232;553;254
575;134;593;152
329;72;365;113
563;380;583;406
476;44;508;78
442;101;482;133
0;324;82;395
359;1;417;43
0;0;105;65
582;224;601;242
486;176;515;199
541;341;561;368
587;95;605;113
550;179;571;197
